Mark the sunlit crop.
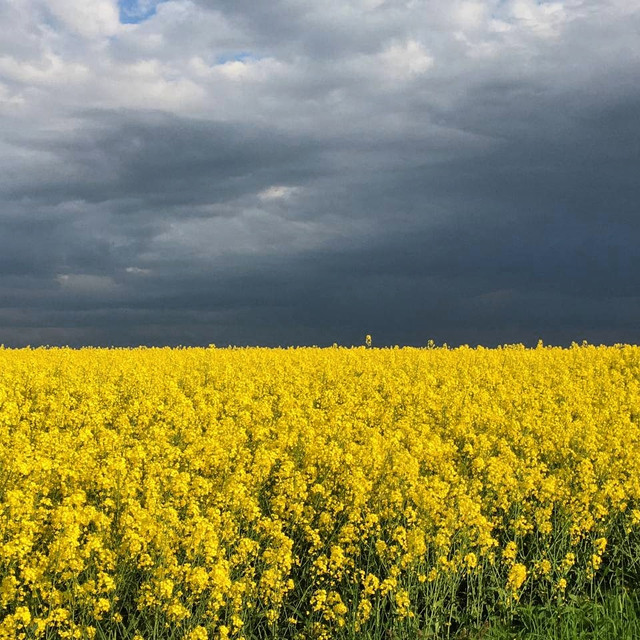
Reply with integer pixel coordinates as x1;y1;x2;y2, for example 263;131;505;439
1;344;640;639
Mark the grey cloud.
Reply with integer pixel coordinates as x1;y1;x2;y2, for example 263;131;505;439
5;111;324;206
0;1;639;346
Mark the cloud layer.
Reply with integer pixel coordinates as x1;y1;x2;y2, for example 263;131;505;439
1;0;639;346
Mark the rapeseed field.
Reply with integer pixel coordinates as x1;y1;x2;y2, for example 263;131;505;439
1;344;640;639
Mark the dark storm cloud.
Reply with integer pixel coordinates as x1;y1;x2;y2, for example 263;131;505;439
4;111;324;207
0;0;639;346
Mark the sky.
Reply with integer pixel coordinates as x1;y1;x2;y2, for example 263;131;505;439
0;0;639;347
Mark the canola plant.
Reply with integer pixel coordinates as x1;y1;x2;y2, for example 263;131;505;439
1;344;640;639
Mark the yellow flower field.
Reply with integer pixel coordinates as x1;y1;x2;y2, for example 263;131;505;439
1;344;640;639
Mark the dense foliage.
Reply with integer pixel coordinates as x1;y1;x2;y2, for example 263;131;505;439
1;344;640;639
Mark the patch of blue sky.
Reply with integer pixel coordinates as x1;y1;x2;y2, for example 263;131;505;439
118;0;165;24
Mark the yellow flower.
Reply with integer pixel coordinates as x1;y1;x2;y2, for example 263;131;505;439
394;590;411;618
1;344;640;635
357;599;372;625
594;538;607;555
507;564;527;592
503;542;518;563
14;607;31;626
536;559;551;576
363;574;379;596
93;599;110;618
186;626;208;640
166;602;190;622
464;553;478;570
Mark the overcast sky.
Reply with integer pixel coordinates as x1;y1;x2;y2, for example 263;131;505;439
1;0;639;347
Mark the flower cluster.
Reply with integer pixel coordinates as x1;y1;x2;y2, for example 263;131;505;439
1;343;639;638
